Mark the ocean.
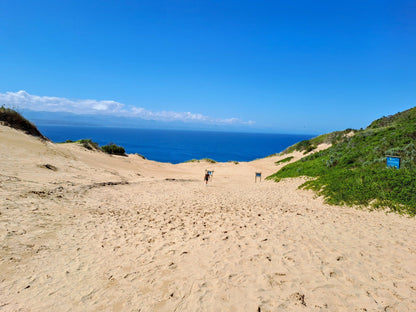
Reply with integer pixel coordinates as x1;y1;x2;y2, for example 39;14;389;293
37;125;314;164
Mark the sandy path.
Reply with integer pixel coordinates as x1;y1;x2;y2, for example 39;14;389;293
1;126;415;311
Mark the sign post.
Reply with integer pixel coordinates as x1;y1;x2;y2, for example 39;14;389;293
255;172;261;182
386;156;401;169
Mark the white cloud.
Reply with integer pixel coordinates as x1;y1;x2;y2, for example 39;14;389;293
0;90;255;125
0;90;124;115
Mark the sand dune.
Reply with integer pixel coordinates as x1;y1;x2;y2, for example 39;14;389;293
1;125;415;311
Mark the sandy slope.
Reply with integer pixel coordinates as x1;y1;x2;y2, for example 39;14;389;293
0;125;415;312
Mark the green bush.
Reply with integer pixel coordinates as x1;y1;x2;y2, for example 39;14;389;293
77;139;100;150
304;144;317;154
101;143;126;156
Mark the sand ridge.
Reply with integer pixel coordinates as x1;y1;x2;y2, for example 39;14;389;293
1;125;415;311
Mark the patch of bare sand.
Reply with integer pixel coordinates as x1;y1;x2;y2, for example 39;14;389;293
1;126;415;311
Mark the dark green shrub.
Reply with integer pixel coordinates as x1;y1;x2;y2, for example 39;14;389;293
101;143;126;155
304;144;317;154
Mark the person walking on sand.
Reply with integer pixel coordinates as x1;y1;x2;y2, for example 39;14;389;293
204;172;210;185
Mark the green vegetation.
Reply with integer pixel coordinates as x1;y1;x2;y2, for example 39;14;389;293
275;156;294;165
184;159;200;163
1;106;129;157
134;153;146;159
267;107;416;215
184;158;217;163
64;139;126;156
0;105;48;140
266;153;279;158
201;158;217;163
58;138;99;150
77;139;100;150
282;129;356;155
101;143;126;156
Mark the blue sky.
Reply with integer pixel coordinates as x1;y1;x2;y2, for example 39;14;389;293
0;0;415;134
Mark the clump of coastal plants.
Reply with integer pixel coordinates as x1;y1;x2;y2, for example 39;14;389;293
78;139;100;150
275;156;294;165
0;106;128;156
184;158;217;163
0;105;48;140
184;159;199;163
134;153;146;159
64;139;126;156
267;107;416;215
101;143;126;156
282;129;356;155
201;158;217;163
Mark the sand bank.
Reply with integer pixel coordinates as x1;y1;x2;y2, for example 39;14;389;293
1;125;415;311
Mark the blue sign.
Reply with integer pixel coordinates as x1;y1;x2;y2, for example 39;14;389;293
256;172;261;177
386;156;400;169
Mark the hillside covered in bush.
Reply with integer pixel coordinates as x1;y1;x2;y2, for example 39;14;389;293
268;107;416;215
0;105;48;140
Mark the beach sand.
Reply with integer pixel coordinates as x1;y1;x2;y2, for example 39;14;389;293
1;125;415;311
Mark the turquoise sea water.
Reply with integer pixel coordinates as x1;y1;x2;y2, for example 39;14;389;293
37;125;314;164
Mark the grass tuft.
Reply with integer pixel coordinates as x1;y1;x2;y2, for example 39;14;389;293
183;158;217;163
184;159;200;163
201;158;217;163
275;156;294;165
